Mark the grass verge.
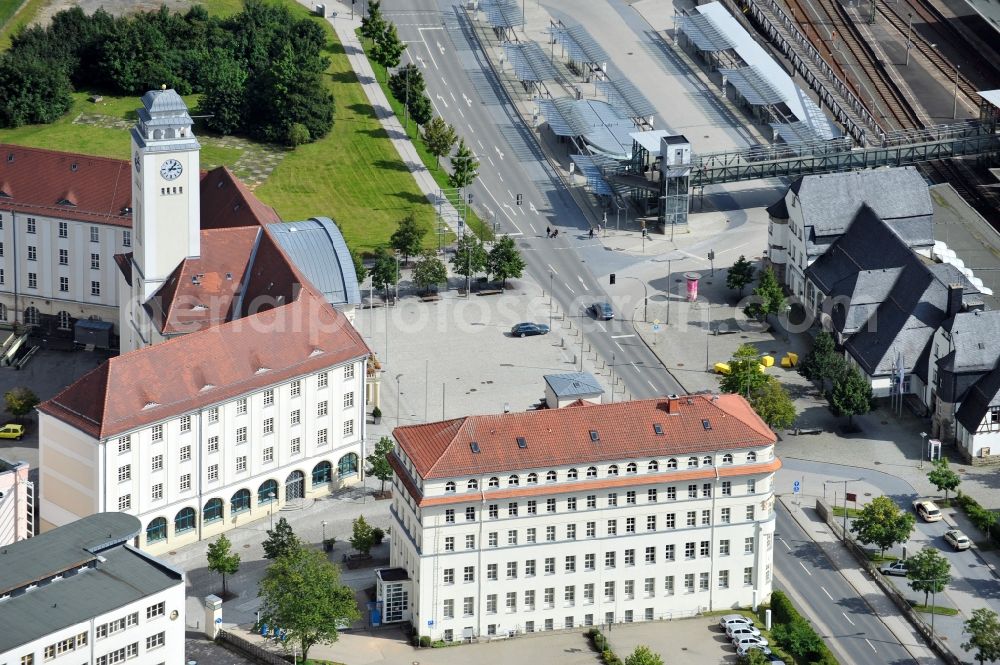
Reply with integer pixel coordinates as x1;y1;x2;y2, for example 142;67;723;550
362;34;492;241
830;506;862;519
0;0;42;50
910;602;960;616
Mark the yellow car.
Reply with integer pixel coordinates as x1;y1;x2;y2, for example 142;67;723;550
0;424;24;440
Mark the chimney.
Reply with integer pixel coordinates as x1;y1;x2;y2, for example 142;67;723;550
665;394;680;413
947;284;963;318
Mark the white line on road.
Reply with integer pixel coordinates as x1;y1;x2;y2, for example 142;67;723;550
487;156;494;166
435;94;448;108
457;108;464;118
528;223;536;234
564;282;576;294
778;537;790;551
610;334;635;339
495;146;505;160
507;190;514;199
467;124;475;133
529;202;538;214
417;29;439;69
449;91;456;101
498;173;503;182
436;41;445;55
821;587;833;601
842;612;855;626
798;561;812;576
647;380;656;390
547;264;558;275
577;276;590;291
416;55;427;68
865;639;877;653
631;362;640;374
614;342;624;351
479;183;522;233
477;140;484;150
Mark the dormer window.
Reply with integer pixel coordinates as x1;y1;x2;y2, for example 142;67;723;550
567;468;578;480
546;470;557;482
488;476;499;488
626;462;637;474
508;475;519;486
747;451;757;463
687;456;698;469
467;479;478;490
445;482;455;493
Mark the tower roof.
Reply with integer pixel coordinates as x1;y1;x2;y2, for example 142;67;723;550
141;88;190;116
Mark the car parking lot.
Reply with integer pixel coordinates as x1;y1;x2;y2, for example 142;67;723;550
602;615;768;665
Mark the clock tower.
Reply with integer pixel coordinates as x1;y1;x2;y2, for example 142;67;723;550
129;87;201;305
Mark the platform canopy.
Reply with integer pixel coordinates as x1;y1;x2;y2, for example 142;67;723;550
677;12;737;52
503;41;557;82
718;66;784;106
481;0;524;29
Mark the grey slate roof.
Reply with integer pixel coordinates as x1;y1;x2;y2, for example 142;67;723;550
956;366;1000;432
0;513;184;653
267;217;361;307
938;310;1000;373
790;167;933;250
544;372;605;398
805;205;980;378
141;88;189;115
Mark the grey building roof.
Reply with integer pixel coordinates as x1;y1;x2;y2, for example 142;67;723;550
544;372;604;398
790;167;933;249
806;206;980;378
0;513;184;653
938;310;1000;373
956;367;1000;432
267;217;361;307
141;88;189;115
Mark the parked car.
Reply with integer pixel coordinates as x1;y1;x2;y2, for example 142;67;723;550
879;560;908;577
0;424;24;440
719;614;754;629
733;635;769;650
736;641;773;657
590;302;614;320
727;625;762;641
510;322;550;337
944;529;972;551
913;499;943;522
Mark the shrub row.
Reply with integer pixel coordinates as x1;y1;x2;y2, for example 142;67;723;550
587;627;622;665
955;491;1000;543
767;591;839;665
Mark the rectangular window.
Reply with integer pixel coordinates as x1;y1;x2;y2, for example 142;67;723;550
586;521;596;538
645;577;655;597
263;389;274;406
178;414;191;433
145;632;165;650
237;398;247;415
605;551;616;569
263;446;274;463
487;594;497;614
686;511;696;527
488;532;498;547
584;583;594;604
466;534;475;549
59;248;68;265
444;568;455;584
525;589;536;609
645;546;656;563
722;480;732;496
444;536;455;551
118;494;131;511
27;245;36;261
546;525;555;541
291;380;301;397
445;508;455;523
508;502;518;517
748;479;757;494
58;221;68;238
317;400;328;417
151;454;163;472
118;465;131;482
208;464;219;482
318;428;329;445
608;493;618;507
565;555;576;573
688;484;697;499
744;567;754;585
506;561;517;579
720;539;730;556
564;586;575;604
90;226;99;243
624;579;635;600
151;483;162;500
118;435;131;454
567;524;576;540
525;559;535;576
344;392;354;408
545;557;555;574
180;473;191;491
665;513;675;529
664;576;675;595
666;487;676;501
746;505;756;521
506;592;517;612
507;530;517;545
624;549;635;566
344;420;354;437
664;544;675;561
443;599;454;618
544;588;555;607
91;253;100;270
91;281;101;296
585;553;595;571
604;581;615;601
702;509;711;526
607;520;617;536
236;426;247;443
719;570;730;588
0;268;4;285
626;517;635;533
27;273;37;289
586;494;596;509
527;500;537;515
721;507;731;523
648;488;658;503
700;572;710;591
59;276;68;292
684;542;695;559
180;444;191;461
208;407;219;423
567;496;577;511
236;456;247;472
626;490;636;504
700;540;710;557
465;506;475;521
745;537;755;554
208;435;219;453
489;504;498;519
123;230;131;247
290;409;301;426
702;482;712;497
344;364;355;380
317;371;329;388
487;564;498;580
463;597;474;616
290;437;301;454
647;515;656;531
547;498;556;513
684;574;695;593
264;417;274;435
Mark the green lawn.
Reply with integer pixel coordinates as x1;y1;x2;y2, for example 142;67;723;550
831;506;863;519
0;0;40;50
911;602;960;616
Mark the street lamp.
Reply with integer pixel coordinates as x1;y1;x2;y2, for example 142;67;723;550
268;491;276;530
322;520;328;543
395;373;404;428
919;431;927;469
823;478;862;540
549;271;554;329
910;577;948;635
904;13;913;66
394;250;401;304
952;63;961;119
621;276;649;323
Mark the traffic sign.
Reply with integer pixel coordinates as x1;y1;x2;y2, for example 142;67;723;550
215;618;223;624
792;480;801;494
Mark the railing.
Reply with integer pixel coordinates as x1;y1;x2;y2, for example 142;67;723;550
216;630;288;665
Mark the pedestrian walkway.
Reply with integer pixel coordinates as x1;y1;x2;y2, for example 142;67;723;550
310;1;465;236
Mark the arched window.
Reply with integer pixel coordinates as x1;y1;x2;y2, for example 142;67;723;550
488;476;499;488
57;311;72;330
586;466;597;478
687;457;699;469
527;473;538;484
546;470;557;482
722;454;734;465
337;453;359;477
0;303;7;321
648;461;659;472
445;482;456;493
312;461;332;486
608;465;619;476
467;479;478;491
231;488;251;514
23;306;39;326
703;455;713;467
747;451;757;463
666;458;677;469
203;498;224;523
146;517;167;543
508;475;519;486
626;462;637;474
174;507;196;534
258;479;279;504
567;468;578;480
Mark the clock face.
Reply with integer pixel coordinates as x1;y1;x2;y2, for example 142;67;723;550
160;159;182;181
133;153;141;172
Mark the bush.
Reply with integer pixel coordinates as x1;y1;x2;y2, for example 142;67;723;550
419;635;431;647
602;650;622;665
372;527;385;545
372;406;382;418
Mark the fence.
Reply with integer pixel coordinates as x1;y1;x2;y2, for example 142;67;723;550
216;630;288;665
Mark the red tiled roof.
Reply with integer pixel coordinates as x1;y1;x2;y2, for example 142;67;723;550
0;144;132;226
200;167;281;229
392;394;776;480
38;289;370;440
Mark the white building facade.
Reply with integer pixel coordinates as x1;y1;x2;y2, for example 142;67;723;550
385;395;779;641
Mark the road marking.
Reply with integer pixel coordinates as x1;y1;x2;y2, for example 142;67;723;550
821;586;833;601
477;140;484;150
495;146;505;160
778;537;790;551
440;76;448;86
631;362;640;374
416;55;427;68
529;202;538;214
841;612;854;626
564;282;576;294
417;28;440;69
449;91;456;101
798;561;812;576
480;182;522;233
467;124;475;133
462;93;472;107
865;639;876;653
487;156;494;166
547;264;558;275
615;342;624;351
611;334;635;339
577;276;590;291
498;173;503;182
435;94;449;108
507;189;514;199
647;380;657;390
457;108;465;118
436;40;445;55
528;223;536;234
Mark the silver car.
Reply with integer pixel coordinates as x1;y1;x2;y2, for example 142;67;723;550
733;635;769;649
719;614;754;629
727;625;763;641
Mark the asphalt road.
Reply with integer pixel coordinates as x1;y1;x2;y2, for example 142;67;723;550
381;0;684;399
774;502;917;665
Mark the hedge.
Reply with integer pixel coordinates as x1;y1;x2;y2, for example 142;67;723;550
587;628;623;665
767;591;839;665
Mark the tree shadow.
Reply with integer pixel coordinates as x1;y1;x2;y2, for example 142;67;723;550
391;191;428;204
373;159;409;172
347;103;378;119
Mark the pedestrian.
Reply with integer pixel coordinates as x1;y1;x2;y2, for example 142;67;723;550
546;226;551;238
553;229;559;237
589;228;594;239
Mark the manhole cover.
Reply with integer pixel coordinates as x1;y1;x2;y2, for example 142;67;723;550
864;492;872;497
678;363;685;367
469;388;477;392
959;468;967;473
874;461;881;465
243;544;251;549
169;551;177;555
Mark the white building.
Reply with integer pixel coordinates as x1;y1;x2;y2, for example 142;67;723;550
382;394;779;641
0;457;32;545
0;512;185;665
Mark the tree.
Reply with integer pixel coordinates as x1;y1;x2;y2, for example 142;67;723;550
350;249;367;284
0;53;74;128
624;645;664;665
350;515;376;556
197;47;248;135
828;364;874;428
366;436;395;493
748;377;797;430
388;62;425;105
390;213;425;265
4;387;40;422
906;547;950;606
263;517;301;560
359;0;386;43
422;117;457;169
927;458;961;503
206;534;241;596
726;255;755;297
413;251;448;293
719;344;768;397
448;138;479;189
487;236;526;288
408;93;433;126
258;546;359;662
450;235;488;281
963;608;1000;665
740;649;771;665
371;23;405;76
370;247;398;300
772;620;823;660
850;495;915;558
799;331;842;389
743;266;785;321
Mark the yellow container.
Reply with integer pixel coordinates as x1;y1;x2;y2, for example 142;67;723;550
758;364;767;373
714;362;731;375
787;352;799;366
761;355;775;367
780;356;792;368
